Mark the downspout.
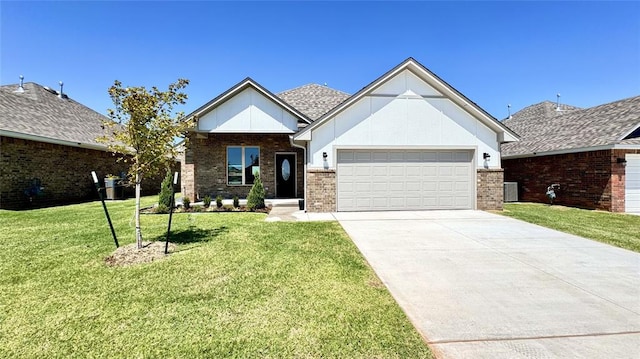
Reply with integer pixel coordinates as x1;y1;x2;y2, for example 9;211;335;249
289;135;307;212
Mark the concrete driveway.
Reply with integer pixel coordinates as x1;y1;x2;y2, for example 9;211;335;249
334;210;640;359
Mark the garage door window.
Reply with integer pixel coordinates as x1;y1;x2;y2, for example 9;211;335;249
227;146;260;185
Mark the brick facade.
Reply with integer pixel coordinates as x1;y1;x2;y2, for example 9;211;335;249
306;169;336;212
503;149;640;212
477;168;504;210
0;136;170;209
181;133;304;201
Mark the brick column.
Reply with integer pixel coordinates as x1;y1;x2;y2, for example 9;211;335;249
477;168;504;210
306;168;336;212
180;144;196;201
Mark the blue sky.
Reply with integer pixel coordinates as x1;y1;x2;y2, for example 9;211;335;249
1;1;638;120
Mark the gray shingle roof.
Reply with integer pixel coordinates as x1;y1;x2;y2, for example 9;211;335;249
501;96;640;157
277;83;350;121
0;82;109;148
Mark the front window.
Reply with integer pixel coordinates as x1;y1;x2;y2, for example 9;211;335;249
227;146;260;185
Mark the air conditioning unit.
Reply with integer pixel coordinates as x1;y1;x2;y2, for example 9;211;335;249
504;182;518;202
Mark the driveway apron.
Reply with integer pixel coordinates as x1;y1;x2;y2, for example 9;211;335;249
335;210;640;359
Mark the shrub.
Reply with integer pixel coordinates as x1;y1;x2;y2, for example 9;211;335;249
158;171;173;208
155;203;169;214
233;195;239;208
216;195;223;208
203;195;211;208
246;174;265;211
182;196;190;209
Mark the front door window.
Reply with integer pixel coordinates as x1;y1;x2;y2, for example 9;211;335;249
281;159;291;181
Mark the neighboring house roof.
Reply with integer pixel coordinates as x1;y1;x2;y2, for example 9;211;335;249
185;77;312;126
506;101;582;121
502;96;640;158
294;57;519;143
277;83;350;121
0;82;109;150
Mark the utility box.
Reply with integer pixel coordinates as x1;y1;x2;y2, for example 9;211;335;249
504;182;518;202
105;178;124;200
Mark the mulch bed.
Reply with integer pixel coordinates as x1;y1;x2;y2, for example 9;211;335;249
105;241;176;267
140;205;271;215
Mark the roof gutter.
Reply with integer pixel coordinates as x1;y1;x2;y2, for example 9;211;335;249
503;143;640;159
0;130;110;152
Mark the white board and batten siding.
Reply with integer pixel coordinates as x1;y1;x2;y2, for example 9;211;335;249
626;154;640;214
308;70;500;168
198;87;299;133
337;149;474;211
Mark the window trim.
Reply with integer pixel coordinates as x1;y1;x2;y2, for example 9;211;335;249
226;146;260;186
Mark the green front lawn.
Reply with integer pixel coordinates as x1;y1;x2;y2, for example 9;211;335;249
0;198;432;358
501;203;640;253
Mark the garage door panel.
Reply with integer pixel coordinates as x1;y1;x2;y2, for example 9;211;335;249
338;151;354;162
455;166;470;176
406;152;422;161
337;149;474;211
422;152;438;161
372;166;388;176
372;151;388;162
355;151;372;161
389;152;404;161
406;181;421;191
422;166;438;177
406;197;421;207
422;197;437;206
455;197;471;206
406;165;422;176
356;197;372;208
340;182;355;192
438;152;453;161
372;182;388;192
439;182;453;191
455;151;471;161
455;181;469;191
422;182;437;192
439;197;454;206
439;166;453;176
626;155;640;213
372;197;389;207
355;181;372;191
389;198;406;207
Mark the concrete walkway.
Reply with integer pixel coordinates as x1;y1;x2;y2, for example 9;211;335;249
265;200;335;222
333;210;640;359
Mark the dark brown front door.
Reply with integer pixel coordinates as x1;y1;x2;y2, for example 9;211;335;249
276;153;296;198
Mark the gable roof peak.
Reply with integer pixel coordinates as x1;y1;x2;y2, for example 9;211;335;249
294;57;519;143
185;77;312;125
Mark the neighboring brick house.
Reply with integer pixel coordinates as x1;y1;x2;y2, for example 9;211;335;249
0;80;168;209
502;96;640;214
182;58;518;212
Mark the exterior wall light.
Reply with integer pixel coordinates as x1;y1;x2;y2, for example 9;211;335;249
322;152;328;159
483;152;491;160
617;157;627;166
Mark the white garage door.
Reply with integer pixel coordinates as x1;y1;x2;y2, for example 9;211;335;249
626;154;640;214
337;149;474;211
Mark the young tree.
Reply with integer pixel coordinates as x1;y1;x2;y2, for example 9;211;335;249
99;79;193;249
